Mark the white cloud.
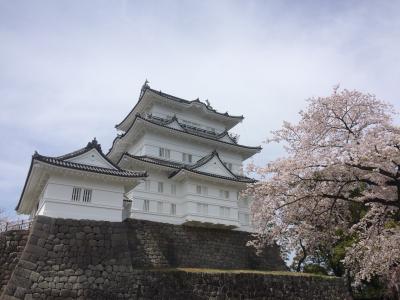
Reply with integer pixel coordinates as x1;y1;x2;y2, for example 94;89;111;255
1;0;399;214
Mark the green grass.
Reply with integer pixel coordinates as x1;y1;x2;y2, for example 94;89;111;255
141;267;337;279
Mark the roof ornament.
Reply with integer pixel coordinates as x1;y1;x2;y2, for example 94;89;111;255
140;79;150;97
86;137;102;151
205;99;213;109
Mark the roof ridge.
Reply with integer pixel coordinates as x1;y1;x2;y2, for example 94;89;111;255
45;139;126;171
34;155;147;177
107;114;261;163
115;82;244;129
120;152;255;183
147;88;244;119
189;150;239;179
140;115;259;149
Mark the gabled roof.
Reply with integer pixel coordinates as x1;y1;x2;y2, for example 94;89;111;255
16;139;147;213
32;138;146;177
33;153;145;178
119;151;256;184
116;81;244;131
107;114;261;163
148;114;239;143
55;138;103;160
121;154;186;169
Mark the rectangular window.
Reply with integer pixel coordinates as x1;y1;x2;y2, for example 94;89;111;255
157;201;163;213
196;203;208;215
158;182;164;193
196;185;202;194
170;203;176;216
182;153;193;163
219;190;230;199
143;200;150;212
203;186;208;195
196;185;208;195
145;180;151;191
171;184;176;195
82;189;92;203
219;207;230;218
159;147;170;159
71;187;81;202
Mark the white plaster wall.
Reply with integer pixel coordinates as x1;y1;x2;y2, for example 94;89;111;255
37;201;122;222
122;102;253;231
149;103;227;132
66;149;116;169
129;132;243;174
127;136;145;156
37;174;126;221
194;156;235;178
128;171;249;229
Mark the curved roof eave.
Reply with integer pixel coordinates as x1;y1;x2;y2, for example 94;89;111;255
108;114;262;162
115;86;244;131
16;157;147;214
168;168;255;184
118;152;256;184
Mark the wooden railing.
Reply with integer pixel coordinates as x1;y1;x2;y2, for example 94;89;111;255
0;219;32;233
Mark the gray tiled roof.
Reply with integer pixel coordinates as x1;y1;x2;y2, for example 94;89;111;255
34;153;146;178
121;152;255;183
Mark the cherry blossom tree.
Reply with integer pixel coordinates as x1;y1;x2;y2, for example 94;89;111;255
247;87;400;296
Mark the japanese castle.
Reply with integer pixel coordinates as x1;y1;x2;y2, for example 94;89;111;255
16;82;261;231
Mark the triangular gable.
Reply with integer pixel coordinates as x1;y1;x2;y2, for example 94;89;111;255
192;155;236;179
166;119;185;131
66;148;117;170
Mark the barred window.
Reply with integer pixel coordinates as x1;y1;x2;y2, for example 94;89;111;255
219;206;230;218
158;182;164;193
71;187;81;202
159;147;170;159
143;200;150;212
219;190;230;199
196;185;208;195
171;184;176;195
82;189;92;203
170;203;176;216
182;153;192;163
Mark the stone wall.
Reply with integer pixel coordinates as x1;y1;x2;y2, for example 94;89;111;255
0;230;29;294
84;269;350;300
125;218;284;270
1;216;351;299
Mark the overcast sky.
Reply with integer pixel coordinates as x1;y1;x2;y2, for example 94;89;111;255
1;0;400;217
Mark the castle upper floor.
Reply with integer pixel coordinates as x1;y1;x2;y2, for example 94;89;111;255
115;81;244;133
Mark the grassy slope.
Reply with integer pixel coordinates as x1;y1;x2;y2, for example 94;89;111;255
142;267;336;280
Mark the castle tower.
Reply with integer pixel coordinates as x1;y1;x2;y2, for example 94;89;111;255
107;82;261;231
16;139;147;221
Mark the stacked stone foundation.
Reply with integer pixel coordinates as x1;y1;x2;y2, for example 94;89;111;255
0;216;351;299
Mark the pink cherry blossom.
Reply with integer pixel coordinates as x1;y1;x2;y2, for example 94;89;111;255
246;87;399;294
